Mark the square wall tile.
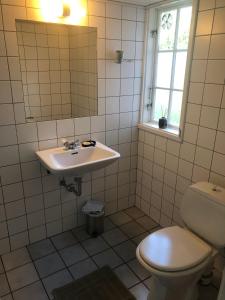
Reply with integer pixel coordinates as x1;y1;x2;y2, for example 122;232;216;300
0;125;17;147
190;60;207;82
206;60;225;84
212;152;225;176
200;106;220;129
197;127;216;150
37;121;57;141
106;19;121;40
193;36;210;59
212;7;225;33
17;123;38;143
199;0;216;10
209;34;225;59
56;119;74;138
2;248;31;271
196;10;214;35
6;263;38;291
75;117;90;135
195;147;213;169
202;84;223;107
218;109;225;132
215;131;225;154
0;104;15;125
106;2;122;19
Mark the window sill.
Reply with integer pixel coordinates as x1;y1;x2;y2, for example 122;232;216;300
138;122;182;142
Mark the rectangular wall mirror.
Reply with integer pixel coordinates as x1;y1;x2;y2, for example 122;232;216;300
16;20;98;122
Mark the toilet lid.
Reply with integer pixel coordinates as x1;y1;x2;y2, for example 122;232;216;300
139;226;212;272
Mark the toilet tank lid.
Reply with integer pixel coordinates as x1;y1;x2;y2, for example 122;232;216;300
190;182;225;207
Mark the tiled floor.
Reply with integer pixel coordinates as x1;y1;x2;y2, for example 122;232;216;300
0;207;219;300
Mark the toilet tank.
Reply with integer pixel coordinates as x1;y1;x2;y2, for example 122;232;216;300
180;182;225;249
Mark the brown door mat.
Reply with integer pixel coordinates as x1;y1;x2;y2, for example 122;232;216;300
52;265;136;300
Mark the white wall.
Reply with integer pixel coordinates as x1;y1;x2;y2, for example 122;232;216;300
0;0;145;254
136;0;225;283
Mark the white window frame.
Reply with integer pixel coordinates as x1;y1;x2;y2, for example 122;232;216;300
139;0;199;141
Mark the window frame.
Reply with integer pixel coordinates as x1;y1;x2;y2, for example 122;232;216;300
139;0;199;141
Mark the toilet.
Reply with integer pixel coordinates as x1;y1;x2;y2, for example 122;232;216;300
136;182;225;300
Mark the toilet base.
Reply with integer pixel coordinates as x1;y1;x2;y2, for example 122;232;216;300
147;276;199;300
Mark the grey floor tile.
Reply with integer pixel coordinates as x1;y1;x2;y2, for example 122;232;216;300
2;248;31;271
28;239;55;260
104;217;116;231
0;274;10;297
136;216;158;231
82;236;109;256
51;231;77;250
114;264;139;288
60;244;88;266
109;211;132;226
114;240;136;262
120;221;146;238
92;248;123;269
69;258;97;279
102;228;128;246
130;283;149;300
149;226;161;234
1;294;13;300
42;269;73;299
0;259;4;273
143;277;151;290
7;263;39;291
72;226;91;241
13;281;48;300
128;259;151;280
125;207;145;219
35;252;65;278
132;232;150;245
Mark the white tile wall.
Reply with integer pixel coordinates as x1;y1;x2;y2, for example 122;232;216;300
136;2;225;236
137;6;225;282
0;0;145;254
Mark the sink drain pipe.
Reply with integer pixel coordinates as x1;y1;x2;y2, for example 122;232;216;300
60;177;82;196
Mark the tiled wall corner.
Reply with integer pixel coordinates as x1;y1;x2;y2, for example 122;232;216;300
0;0;145;254
136;0;225;281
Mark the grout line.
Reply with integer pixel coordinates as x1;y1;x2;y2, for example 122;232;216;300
0;208;219;299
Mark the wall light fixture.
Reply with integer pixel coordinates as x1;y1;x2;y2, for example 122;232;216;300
40;0;87;24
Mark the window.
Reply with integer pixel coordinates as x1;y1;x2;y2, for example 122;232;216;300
140;0;196;139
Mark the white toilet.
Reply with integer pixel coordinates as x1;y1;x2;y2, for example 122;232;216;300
136;182;225;300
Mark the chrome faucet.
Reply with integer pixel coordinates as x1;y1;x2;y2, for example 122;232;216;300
63;139;80;150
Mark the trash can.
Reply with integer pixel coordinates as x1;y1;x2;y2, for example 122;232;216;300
86;211;104;237
82;200;105;237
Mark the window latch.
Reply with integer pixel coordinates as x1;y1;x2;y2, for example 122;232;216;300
146;103;152;110
146;88;153;110
148;87;153;100
179;128;182;137
151;30;157;38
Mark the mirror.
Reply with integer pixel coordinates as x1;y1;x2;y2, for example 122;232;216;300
16;20;98;122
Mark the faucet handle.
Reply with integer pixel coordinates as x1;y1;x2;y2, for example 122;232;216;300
74;139;80;148
62;139;69;148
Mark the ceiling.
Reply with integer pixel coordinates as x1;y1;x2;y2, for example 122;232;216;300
117;0;163;6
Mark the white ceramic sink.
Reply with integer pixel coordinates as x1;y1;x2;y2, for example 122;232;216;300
36;142;120;176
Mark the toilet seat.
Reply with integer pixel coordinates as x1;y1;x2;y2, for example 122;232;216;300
139;226;212;272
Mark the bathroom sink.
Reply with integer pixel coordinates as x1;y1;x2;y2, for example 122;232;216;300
36;142;120;176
